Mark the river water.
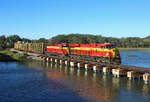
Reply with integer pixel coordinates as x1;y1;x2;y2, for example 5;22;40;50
0;50;150;102
120;50;150;68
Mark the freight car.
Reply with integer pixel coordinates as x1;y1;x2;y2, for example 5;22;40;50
46;43;121;64
14;42;45;54
14;42;121;64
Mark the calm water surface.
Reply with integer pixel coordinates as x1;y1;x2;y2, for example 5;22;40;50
0;50;150;102
120;50;150;68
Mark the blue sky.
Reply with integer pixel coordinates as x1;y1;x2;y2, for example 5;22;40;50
0;0;150;39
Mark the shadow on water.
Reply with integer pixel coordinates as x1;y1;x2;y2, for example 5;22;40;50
1;61;150;102
0;53;16;61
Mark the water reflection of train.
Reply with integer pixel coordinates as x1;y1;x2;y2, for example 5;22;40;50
24;62;150;102
45;62;120;102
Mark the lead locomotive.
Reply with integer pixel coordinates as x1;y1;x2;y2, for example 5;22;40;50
46;43;121;64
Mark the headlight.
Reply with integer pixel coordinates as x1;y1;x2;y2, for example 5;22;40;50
106;52;109;56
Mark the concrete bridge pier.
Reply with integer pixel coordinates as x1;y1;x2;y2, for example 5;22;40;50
85;64;93;70
55;59;58;63
103;67;112;75
46;57;48;62
77;62;85;68
65;60;68;65
46;57;50;62
70;61;77;67
77;63;80;68
112;68;117;77
143;73;150;84
65;60;70;66
127;71;143;80
112;68;128;77
59;59;64;64
93;65;103;72
50;58;54;62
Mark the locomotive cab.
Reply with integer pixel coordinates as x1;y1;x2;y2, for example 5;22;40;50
106;45;116;49
105;44;121;64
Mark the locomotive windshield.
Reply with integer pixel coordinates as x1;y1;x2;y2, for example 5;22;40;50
106;45;116;49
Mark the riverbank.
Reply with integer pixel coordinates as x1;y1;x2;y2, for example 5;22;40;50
0;49;29;62
118;48;150;50
0;49;43;62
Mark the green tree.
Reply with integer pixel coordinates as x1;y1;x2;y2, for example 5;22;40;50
35;38;49;43
6;35;21;48
0;35;7;50
21;38;31;43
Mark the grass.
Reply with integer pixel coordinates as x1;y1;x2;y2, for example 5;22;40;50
118;48;150;50
126;54;138;57
140;52;149;54
0;49;28;62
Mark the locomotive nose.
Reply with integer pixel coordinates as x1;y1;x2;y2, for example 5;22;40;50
112;48;120;58
115;49;120;57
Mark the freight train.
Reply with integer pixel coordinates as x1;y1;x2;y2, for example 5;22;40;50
14;42;121;64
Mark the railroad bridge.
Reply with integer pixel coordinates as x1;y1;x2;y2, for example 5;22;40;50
41;55;150;84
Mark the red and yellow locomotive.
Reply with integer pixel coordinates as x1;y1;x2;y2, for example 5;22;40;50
46;43;121;64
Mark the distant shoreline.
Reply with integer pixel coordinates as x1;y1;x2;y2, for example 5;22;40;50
118;48;150;50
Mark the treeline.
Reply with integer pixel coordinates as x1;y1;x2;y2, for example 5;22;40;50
1;34;150;50
49;34;150;48
0;35;48;50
